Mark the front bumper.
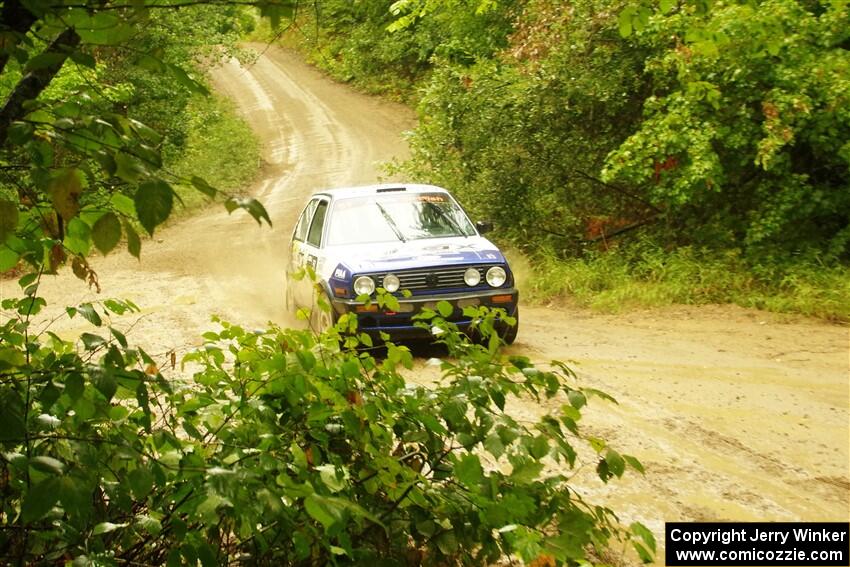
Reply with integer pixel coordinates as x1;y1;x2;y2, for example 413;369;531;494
331;288;519;339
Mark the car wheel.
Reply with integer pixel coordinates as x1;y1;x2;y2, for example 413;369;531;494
311;291;337;334
500;307;519;345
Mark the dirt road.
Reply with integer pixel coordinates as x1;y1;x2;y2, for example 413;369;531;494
23;45;850;562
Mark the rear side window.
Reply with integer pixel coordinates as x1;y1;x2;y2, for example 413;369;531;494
293;199;319;242
306;200;329;247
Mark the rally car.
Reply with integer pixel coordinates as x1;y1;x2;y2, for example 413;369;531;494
285;184;518;343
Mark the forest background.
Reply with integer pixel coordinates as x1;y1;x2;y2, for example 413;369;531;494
267;0;850;320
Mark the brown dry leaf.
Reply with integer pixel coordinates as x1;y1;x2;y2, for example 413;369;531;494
529;554;557;567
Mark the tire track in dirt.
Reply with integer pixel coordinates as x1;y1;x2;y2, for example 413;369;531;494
507;304;849;561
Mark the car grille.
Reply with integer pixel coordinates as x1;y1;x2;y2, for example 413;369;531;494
372;265;492;292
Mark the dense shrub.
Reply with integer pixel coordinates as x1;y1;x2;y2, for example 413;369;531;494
0;283;653;564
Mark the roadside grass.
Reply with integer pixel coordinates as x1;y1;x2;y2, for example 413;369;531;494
516;245;850;323
168;93;260;215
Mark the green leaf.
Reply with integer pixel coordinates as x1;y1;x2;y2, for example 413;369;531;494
21;478;60;522
110;193;135;216
190;176;217;197
70;51;96;68
484;434;505;458
29;455;65;475
631;521;657;553
76;303;102;326
24;52;66;72
65;373;84;400
436;300;453;318
92;212;122;254
568;390;586;410
94;370;117;401
605;448;626;477
196;541;217;567
7;121;34;145
168;63;210;95
544;532;585;562
0;248;19;271
59;476;92;519
436;531;458;555
660;0;675;13
455;453;484;488
124;221;141;258
530;435;549;459
510;460;544;483
0;347;26;369
224;197;272;226
72;12;134;45
624;454;646;474
128;467;154;499
304;494;342;530
618;7;635;37
49;169;83;221
135;180;173;235
64;218;91;255
136;514;162;536
114;152;147;182
317;465;347;493
633;541;654;563
0;390;26;440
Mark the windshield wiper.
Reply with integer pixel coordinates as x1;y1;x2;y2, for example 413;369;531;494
375;202;406;243
427;203;469;238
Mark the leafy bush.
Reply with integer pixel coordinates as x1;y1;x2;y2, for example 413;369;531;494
0;280;653;565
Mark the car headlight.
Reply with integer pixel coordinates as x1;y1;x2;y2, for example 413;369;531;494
486;266;507;287
383;273;400;293
354;276;375;296
463;267;481;286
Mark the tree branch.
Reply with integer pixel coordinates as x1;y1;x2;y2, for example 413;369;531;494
0;27;81;147
572;168;662;213
0;0;39;76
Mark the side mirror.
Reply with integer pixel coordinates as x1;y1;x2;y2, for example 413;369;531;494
475;220;493;234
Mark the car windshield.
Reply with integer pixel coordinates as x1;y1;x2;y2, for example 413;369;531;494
325;192;476;246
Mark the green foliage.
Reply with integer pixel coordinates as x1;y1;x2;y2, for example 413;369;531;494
169;94;261;215
602;0;850;258
0;1;274;280
0;277;650;564
525;243;850;321
299;0;849;306
281;0;518;101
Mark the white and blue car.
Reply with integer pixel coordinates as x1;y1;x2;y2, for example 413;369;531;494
286;184;519;343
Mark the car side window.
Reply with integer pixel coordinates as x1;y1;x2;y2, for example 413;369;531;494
293;199;319;242
306;200;329;247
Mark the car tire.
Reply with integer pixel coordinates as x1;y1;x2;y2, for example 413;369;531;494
311;290;337;334
500;307;519;345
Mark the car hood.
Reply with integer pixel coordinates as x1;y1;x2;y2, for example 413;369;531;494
329;236;507;274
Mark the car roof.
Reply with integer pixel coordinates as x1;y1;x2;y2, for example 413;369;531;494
312;183;451;200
